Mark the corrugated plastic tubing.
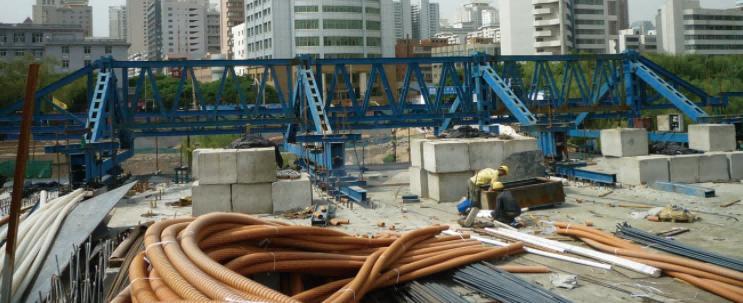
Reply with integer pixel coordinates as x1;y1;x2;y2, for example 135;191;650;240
127;213;524;303
554;223;743;302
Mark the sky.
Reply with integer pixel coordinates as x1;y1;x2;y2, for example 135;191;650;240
0;0;738;37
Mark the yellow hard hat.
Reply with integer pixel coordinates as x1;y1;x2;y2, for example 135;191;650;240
499;165;510;175
492;182;505;190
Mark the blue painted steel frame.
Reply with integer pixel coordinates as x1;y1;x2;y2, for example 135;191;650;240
0;51;736;183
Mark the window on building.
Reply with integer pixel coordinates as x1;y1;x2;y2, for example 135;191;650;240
324;36;364;46
322;5;362;13
0;50;6;56
296;36;320;46
62;60;69;68
33;49;43;57
323;19;362;29
13;33;25;43
32;33;43;43
15;50;24;56
367;37;381;46
366;20;381;30
0;34;6;43
62;46;70;54
294;5;318;13
84;59;91;66
366;7;380;14
105;46;112;54
84;46;91;54
295;19;319;29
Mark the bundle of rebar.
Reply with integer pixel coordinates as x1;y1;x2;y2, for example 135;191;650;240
453;263;572;303
615;223;743;272
122;213;524;303
554;222;743;302
367;280;470;303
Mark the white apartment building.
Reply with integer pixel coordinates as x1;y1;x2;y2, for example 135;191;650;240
611;28;657;53
126;0;150;56
500;0;629;55
32;0;93;37
146;0;210;60
656;0;743;55
393;0;413;40
236;0;395;60
109;6;128;40
220;0;244;58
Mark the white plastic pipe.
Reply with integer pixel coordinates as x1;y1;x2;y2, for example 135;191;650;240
443;230;612;270
485;228;661;277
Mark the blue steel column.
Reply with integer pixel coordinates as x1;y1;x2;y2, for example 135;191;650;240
623;56;639;126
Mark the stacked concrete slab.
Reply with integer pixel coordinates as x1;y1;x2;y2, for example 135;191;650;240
600;128;649;157
272;173;312;213
191;148;278;215
688;124;736;152
409;137;539;203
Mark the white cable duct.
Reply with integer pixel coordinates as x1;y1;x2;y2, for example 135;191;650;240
443;230;612;270
485;228;662;277
0;189;85;302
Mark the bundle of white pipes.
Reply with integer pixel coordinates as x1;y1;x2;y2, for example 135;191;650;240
0;188;85;302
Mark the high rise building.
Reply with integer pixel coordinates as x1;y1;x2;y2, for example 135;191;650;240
219;0;244;58
109;6;128;40
500;0;626;55
481;7;499;27
207;4;220;55
146;0;210;60
234;0;395;60
393;0;413;40
411;0;439;39
656;0;743;55
126;0;150;56
32;0;93;37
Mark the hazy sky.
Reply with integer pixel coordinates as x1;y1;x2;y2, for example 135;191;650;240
0;0;738;37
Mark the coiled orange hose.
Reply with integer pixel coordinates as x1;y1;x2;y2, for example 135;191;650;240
126;213;523;303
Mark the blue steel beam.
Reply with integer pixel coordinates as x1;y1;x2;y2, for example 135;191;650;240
631;62;709;122
478;64;538;126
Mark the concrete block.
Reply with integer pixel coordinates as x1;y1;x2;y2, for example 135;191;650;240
499;150;546;182
197;149;238;185
191;148;213;180
272;173;312;213
191;181;231;216
468;138;506;171
422;140;470;173
600;128;649;157
720;151;743;181
236;147;277;184
689;124;736;152
427;171;472;203
698;153;730;182
618;155;669;186
668;155;701;184
409;166;428;198
410;139;430;167
232;183;273;214
503;137;538;156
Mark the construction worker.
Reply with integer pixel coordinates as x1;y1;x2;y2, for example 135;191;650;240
467;165;509;208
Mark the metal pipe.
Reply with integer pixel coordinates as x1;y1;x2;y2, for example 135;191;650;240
1;63;40;303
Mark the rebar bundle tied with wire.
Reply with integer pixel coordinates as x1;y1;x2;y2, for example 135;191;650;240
453;263;572;303
616;223;743;272
123;213;525;303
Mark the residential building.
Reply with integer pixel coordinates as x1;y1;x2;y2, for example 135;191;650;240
230;22;248;75
431;36;499;83
32;0;94;37
468;26;500;42
411;0;439;39
500;0;628;55
456;0;493;29
481;7;499;27
0;21;129;73
126;0;150;56
146;0;210;60
109;6;128;40
631;20;655;34
220;0;244;58
394;0;413;40
238;0;395;60
656;0;743;55
394;38;448;83
207;4;221;55
611;28;657;53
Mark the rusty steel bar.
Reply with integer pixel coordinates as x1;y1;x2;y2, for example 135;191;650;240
1;63;40;302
